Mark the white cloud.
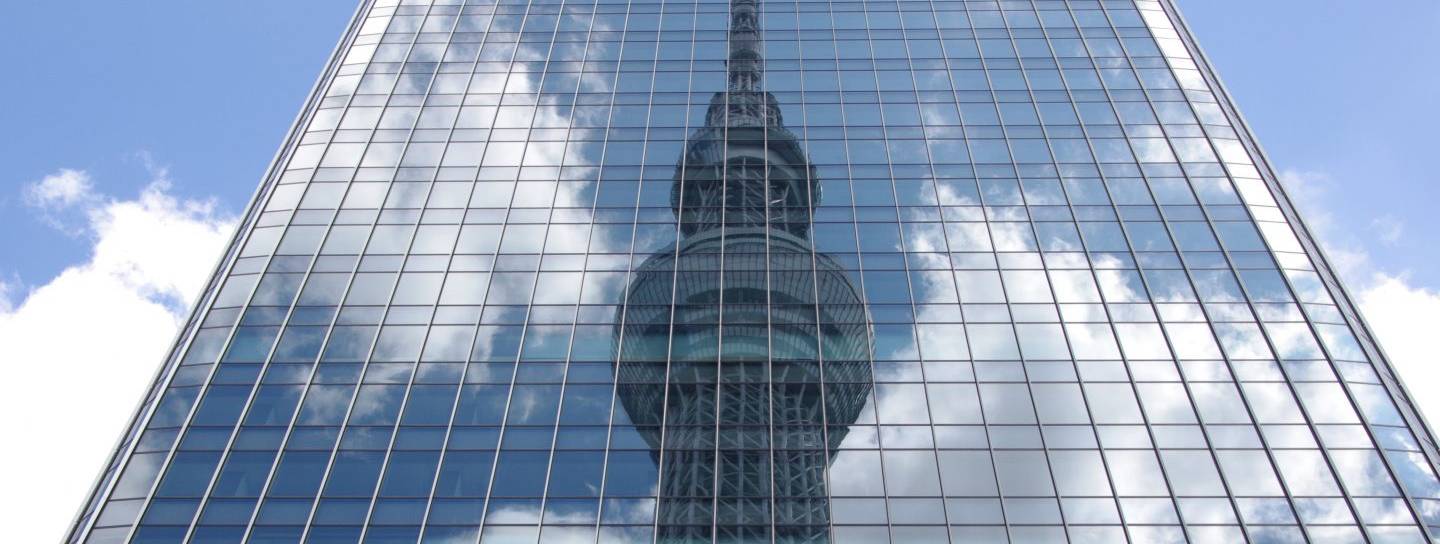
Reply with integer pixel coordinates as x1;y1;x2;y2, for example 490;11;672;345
24;168;95;209
1279;170;1440;423
0;278;13;313
0;170;235;543
1356;274;1440;421
1370;215;1405;246
23;169;101;236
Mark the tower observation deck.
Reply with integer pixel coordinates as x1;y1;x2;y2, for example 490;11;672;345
614;0;874;541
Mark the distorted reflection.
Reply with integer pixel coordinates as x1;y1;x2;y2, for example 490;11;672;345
613;1;871;541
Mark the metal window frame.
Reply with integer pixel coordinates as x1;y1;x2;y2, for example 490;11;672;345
1159;0;1440;537
63;1;376;542
63;0;1440;542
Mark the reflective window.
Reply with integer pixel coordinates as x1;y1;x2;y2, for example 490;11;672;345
73;0;1440;542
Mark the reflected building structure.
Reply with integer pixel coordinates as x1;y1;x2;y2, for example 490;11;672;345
613;0;871;541
65;1;1440;543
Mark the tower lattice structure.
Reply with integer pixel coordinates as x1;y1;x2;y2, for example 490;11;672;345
614;0;873;541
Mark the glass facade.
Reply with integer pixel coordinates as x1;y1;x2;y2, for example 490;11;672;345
66;0;1440;542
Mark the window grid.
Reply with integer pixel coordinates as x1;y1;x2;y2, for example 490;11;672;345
67;1;1440;543
1153;1;1440;540
64;2;382;543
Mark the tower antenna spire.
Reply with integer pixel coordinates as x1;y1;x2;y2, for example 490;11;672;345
727;0;764;93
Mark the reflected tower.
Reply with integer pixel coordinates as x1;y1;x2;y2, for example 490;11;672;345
69;2;1440;543
614;0;873;542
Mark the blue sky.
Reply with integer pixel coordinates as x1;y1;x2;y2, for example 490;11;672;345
0;1;1437;540
0;1;355;283
0;1;1435;291
1178;0;1440;286
0;2;356;538
0;1;1434;288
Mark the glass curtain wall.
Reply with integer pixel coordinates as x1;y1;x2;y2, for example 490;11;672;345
67;0;1440;543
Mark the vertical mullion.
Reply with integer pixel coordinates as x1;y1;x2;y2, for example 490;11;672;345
839;4;900;541
883;1;962;539
584;15;648;530
757;3;780;541
62;2;379;543
964;2;1085;541
285;3;463;541
995;2;1166;542
179;36;410;540
1154;0;1440;538
463;0;576;539
1110;2;1392;541
349;5;475;542
521;3;609;542
234;3;495;542
789;2;845;541
924;2;1020;539
999;4;1153;541
1050;4;1268;538
126;3;405;540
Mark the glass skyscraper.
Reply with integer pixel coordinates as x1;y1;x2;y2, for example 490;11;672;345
67;0;1440;542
